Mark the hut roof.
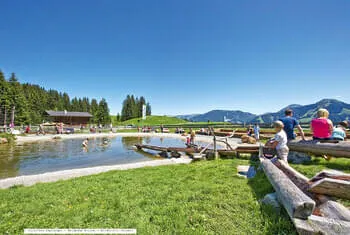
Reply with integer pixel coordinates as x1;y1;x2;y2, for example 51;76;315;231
45;110;93;117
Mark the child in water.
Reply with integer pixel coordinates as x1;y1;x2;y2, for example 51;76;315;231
82;138;89;148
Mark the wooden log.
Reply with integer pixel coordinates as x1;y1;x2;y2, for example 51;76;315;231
293;215;350;235
275;160;350;221
275;160;312;197
260;158;315;219
310;170;350;183
309;178;350;200
318;200;350;222
135;144;200;154
288;140;350;158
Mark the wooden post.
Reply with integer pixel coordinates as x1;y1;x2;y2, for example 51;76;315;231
3;106;6;127
213;135;218;159
260;158;315;219
11;106;15;126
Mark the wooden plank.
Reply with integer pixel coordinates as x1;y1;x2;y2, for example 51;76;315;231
135;144;200;154
318;201;350;222
310;170;350;183
309;178;350;200
275;160;350;222
260;157;315;219
293;215;350;235
274;160;313;197
288;140;350;158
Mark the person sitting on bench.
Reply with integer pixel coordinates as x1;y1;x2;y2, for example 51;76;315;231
332;121;348;141
311;108;333;140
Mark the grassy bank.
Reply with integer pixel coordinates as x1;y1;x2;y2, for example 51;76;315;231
0;159;296;234
119;115;187;126
1;157;349;234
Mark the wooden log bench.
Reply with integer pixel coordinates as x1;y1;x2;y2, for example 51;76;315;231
259;157;316;219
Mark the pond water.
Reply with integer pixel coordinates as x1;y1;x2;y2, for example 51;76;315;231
0;136;209;179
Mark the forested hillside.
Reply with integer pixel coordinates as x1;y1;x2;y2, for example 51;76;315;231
0;70;110;125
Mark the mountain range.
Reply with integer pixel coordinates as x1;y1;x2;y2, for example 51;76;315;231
176;99;350;124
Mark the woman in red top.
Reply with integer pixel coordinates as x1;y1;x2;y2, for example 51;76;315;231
311;108;333;140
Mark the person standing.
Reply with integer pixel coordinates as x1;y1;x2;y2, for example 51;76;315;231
190;128;196;145
279;109;305;141
254;124;260;140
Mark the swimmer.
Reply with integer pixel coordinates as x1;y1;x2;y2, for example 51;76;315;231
101;137;110;146
82;138;89;148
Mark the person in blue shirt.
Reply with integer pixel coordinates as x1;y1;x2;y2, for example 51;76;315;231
279;109;305;141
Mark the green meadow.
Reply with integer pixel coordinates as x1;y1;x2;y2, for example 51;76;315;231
1;156;349;234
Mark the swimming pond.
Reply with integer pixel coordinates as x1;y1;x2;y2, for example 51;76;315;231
0;136;213;179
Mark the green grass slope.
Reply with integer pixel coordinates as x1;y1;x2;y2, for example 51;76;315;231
121;115;187;126
0;159;296;234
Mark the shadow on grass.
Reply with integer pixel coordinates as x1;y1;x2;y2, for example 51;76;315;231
245;157;297;235
297;156;350;172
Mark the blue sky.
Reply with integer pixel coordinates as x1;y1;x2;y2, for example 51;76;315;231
1;0;349;115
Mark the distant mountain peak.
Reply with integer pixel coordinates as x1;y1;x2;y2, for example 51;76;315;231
251;99;350;124
317;98;342;104
176;99;350;124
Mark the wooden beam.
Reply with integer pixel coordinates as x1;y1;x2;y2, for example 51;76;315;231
309;178;350;200
288;140;350;158
318;200;350;222
293;215;350;235
310;170;350;182
260;157;316;219
275;160;350;222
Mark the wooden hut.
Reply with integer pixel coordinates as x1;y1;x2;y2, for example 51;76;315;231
45;110;92;126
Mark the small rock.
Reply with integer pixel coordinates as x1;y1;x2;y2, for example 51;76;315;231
158;151;168;158
170;151;181;158
288;151;311;164
237;165;256;178
241;134;257;144
0;138;8;144
261;192;281;214
247;166;256;178
205;151;216;160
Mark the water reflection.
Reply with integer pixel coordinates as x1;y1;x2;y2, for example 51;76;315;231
0;136;189;179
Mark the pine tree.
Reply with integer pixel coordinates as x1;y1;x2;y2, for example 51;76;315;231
8;73;30;124
146;102;152;116
138;96;146;118
62;93;71;110
90;98;99;123
0;70;10;125
121;95;133;121
96;98;110;125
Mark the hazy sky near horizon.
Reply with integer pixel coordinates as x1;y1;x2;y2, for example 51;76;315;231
1;0;350;116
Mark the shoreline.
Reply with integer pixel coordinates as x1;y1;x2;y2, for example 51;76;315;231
0;158;192;189
0;133;241;189
15;132;240;145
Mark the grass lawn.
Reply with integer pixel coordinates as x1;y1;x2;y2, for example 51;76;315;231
1;157;349;234
0;159;296;235
119;115;187;126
